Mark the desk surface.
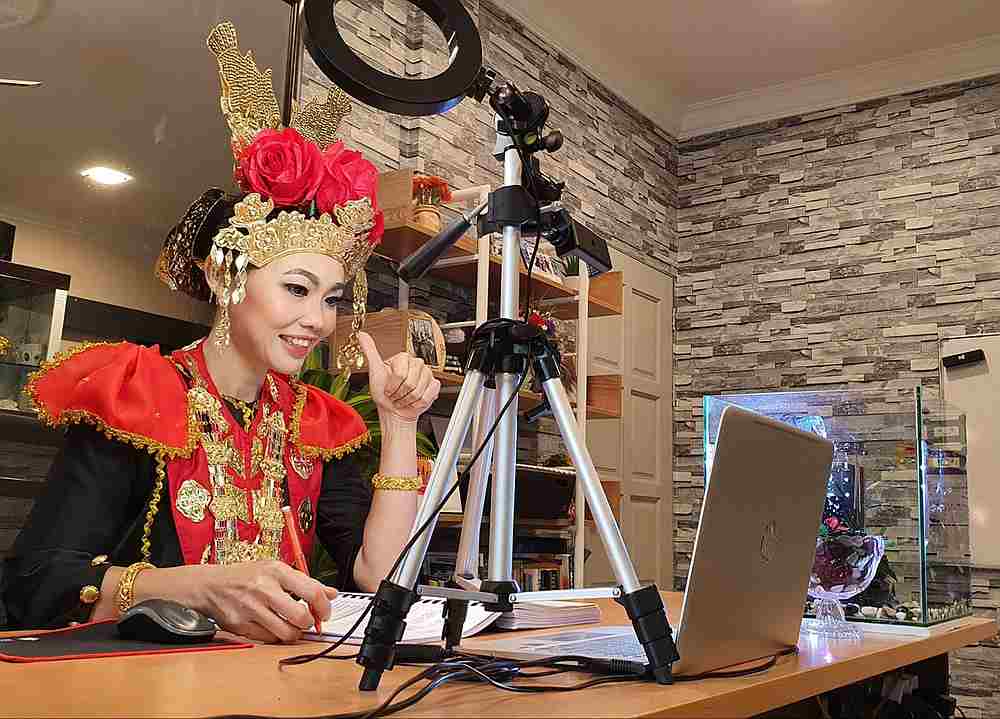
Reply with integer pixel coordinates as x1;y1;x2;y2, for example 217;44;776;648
2;593;995;719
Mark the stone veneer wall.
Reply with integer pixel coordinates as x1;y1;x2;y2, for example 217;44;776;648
675;75;1000;716
298;0;679;466
301;0;678;279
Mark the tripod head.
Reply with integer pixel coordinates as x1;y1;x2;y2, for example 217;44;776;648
398;78;610;282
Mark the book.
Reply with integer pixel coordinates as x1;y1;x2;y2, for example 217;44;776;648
495;600;602;631
305;593;501;644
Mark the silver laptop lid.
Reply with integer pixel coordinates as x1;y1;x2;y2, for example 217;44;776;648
673;404;833;675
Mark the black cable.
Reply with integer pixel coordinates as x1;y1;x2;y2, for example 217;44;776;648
280;366;529;668
673;647;799;682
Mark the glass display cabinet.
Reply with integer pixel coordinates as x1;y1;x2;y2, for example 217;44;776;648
0;261;69;414
703;387;972;631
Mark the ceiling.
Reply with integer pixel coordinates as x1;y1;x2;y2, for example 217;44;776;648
4;0;1000;271
0;0;288;257
502;0;1000;135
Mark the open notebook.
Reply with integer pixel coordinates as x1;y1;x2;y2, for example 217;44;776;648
304;594;602;644
304;593;500;644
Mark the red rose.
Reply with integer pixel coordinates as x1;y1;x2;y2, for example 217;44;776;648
237;128;324;208
315;142;351;215
315;141;379;215
340;151;379;204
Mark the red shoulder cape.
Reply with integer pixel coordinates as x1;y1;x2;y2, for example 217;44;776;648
27;342;367;459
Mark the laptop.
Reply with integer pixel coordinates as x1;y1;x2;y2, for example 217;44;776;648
472;404;834;677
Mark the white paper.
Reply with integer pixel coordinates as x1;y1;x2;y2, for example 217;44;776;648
305;593;500;644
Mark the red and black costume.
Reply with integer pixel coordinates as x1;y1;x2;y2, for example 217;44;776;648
3;340;371;628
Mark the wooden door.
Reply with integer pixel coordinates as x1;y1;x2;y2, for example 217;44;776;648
584;251;673;588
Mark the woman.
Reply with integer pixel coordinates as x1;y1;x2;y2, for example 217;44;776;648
1;21;440;643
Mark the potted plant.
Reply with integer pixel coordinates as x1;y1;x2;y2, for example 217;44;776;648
411;174;452;233
562;255;581;291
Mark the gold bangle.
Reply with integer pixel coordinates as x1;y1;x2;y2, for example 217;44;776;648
117;561;154;615
371;472;422;491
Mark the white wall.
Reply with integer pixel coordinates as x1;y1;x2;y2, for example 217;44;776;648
3;213;211;324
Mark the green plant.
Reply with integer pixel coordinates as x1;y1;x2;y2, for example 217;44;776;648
563;254;580;277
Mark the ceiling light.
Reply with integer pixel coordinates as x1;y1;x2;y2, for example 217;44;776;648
81;166;133;186
0;78;41;87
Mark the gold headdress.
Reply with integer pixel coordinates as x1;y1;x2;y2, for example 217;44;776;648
157;21;382;371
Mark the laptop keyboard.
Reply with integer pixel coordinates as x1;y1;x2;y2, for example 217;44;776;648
525;629;647;663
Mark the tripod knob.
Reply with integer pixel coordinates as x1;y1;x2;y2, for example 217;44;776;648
543;130;563;153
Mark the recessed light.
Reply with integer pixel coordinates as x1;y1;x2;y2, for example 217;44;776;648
81;166;133;186
0;78;41;87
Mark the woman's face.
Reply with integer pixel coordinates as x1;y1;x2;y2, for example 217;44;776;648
227;252;347;375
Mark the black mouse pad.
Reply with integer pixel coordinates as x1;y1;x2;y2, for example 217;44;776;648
0;620;253;662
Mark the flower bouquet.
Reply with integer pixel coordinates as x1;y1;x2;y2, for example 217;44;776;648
411;174;452;232
805;517;886;639
809;517;886;601
525;309;577;396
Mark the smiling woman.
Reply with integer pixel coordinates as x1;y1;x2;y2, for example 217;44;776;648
1;20;440;643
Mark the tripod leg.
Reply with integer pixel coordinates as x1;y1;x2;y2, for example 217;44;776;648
444;386;498;651
481;370;520;610
357;370;487;691
541;376;680;684
454;387;499;581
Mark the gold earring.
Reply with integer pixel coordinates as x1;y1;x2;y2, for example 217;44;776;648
214;301;230;348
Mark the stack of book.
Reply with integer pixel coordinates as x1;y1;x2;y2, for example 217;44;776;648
497;600;601;630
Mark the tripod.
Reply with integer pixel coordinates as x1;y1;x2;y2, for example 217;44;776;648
356;84;679;691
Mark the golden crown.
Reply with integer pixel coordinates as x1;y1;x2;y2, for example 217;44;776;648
156;21;383;369
207;21;351;157
207;193;377;282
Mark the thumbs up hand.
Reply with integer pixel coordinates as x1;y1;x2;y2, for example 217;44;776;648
357;331;441;423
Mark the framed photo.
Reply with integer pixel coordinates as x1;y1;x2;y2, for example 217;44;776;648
529;252;562;284
408;315;440;367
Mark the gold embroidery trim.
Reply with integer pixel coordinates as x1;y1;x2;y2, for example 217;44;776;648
26;341;203;460
140;454;168;563
288;378;370;460
176;479;211;523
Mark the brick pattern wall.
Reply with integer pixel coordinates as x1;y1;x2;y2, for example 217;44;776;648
301;0;678;276
675;74;1000;713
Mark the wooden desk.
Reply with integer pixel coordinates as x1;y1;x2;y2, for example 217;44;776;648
2;593;995;718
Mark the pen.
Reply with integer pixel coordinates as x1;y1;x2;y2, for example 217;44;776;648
282;505;324;635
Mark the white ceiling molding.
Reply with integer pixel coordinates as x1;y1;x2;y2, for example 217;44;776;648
678;33;1000;140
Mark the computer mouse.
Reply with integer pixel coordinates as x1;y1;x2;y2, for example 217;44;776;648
116;598;217;644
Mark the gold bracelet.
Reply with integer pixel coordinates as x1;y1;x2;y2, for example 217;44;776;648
116;561;154;615
371;472;423;491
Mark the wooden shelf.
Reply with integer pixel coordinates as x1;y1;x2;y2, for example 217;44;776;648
377;223;622;319
434;370;622;420
544;271;623;319
376;222;477;264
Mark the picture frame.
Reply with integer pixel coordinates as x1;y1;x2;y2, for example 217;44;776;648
408;315;441;368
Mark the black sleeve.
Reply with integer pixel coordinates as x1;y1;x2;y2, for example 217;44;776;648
2;426;148;629
315;453;373;592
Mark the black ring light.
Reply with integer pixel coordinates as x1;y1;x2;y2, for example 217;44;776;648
303;0;483;116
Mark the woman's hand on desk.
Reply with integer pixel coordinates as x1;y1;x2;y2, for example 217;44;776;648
134;561;337;643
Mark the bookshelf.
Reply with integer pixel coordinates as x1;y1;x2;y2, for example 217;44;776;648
375;169;625;589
